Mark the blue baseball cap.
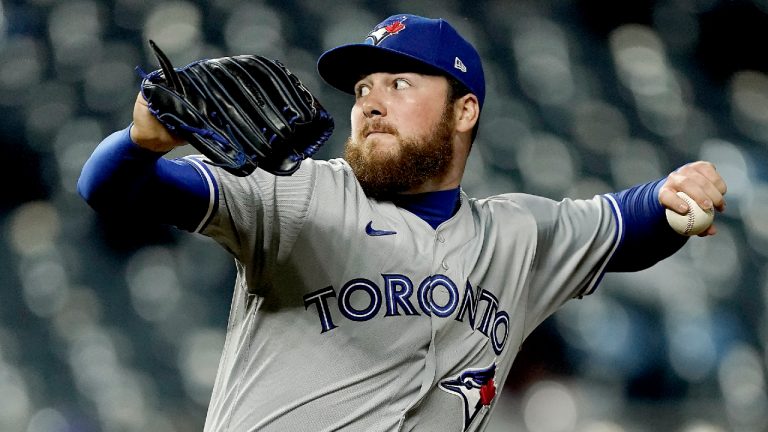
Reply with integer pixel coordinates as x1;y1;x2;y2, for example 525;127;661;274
317;14;485;108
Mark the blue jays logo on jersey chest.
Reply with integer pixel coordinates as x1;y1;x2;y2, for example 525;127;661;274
440;363;497;431
303;275;511;355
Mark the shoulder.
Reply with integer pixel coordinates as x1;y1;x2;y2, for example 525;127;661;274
466;192;611;226
469;192;608;210
301;157;361;192
204;157;354;189
466;192;550;214
304;157;354;176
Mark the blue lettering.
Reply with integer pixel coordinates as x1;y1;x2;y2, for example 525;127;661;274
303;286;338;333
491;311;510;355
476;290;499;336
455;281;479;329
417;276;433;316
305;275;512;355
429;275;459;318
338;278;381;322
383;274;419;316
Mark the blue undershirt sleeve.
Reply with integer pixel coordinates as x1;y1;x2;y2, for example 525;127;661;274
77;125;216;232
605;178;688;272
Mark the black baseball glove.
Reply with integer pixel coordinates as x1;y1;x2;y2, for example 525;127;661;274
139;40;334;177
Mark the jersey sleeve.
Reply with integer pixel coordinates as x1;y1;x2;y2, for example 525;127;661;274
199;160;318;289
521;194;621;335
77;125;217;232
605;178;688;271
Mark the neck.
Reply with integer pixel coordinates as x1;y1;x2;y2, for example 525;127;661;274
405;176;461;194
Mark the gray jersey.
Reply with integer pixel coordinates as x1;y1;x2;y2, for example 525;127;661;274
185;156;620;432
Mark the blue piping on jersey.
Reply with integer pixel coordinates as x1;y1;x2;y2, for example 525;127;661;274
582;194;624;297
182;156;219;233
580;178;688;297
606;178;688;273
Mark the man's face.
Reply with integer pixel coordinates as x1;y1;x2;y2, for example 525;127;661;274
345;72;456;198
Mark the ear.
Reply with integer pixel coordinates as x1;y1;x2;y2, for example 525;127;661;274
454;94;480;134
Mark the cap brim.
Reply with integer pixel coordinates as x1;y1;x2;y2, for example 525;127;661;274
317;44;444;95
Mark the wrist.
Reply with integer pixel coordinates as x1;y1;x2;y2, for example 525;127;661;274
128;123;180;154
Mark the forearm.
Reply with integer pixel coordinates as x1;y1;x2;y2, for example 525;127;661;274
605;178;688;272
78;125;214;231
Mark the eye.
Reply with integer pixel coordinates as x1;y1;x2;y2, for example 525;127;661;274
394;78;411;90
355;84;370;98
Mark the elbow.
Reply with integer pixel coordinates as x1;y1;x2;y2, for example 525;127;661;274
77;172;103;212
77;161;110;213
77;153;98;202
606;234;688;273
76;170;93;204
606;254;665;273
76;126;145;214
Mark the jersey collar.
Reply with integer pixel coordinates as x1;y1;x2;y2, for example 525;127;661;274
391;187;461;230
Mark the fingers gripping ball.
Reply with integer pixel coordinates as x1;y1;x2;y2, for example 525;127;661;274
138;40;334;177
665;192;715;236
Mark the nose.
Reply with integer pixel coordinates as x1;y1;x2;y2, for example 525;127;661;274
361;88;386;118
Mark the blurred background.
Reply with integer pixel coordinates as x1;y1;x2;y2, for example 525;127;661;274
0;0;767;431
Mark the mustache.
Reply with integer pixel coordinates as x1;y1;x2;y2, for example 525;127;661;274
361;120;398;137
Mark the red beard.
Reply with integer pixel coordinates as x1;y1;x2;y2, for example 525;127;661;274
344;105;455;199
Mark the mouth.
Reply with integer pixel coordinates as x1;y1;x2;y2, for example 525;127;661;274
365;130;390;137
362;122;396;139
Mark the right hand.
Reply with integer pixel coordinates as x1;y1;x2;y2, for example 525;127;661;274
658;161;727;237
130;92;186;153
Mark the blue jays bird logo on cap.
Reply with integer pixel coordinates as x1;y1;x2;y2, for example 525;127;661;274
365;16;408;46
439;362;497;430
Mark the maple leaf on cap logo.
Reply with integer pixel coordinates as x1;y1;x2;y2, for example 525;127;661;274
385;21;405;34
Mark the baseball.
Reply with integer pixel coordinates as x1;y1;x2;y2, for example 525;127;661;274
665;192;715;236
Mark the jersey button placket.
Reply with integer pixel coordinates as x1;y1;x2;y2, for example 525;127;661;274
434;230;447;273
431;230;451;324
435;230;449;272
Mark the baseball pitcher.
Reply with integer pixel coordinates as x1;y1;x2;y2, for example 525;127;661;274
78;14;727;432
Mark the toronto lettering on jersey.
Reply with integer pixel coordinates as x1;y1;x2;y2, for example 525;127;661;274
303;275;511;355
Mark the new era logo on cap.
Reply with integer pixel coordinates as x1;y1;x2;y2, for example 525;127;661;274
454;57;467;73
